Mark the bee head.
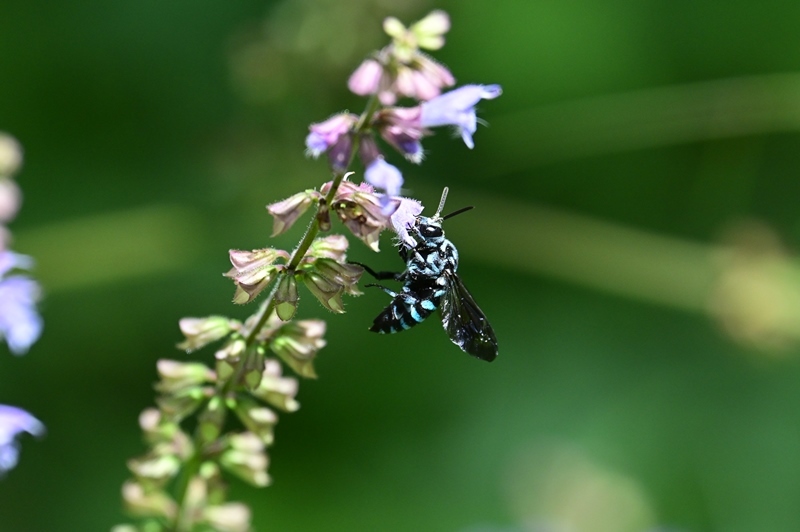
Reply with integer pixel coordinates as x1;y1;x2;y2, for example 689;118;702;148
411;187;474;243
416;216;444;239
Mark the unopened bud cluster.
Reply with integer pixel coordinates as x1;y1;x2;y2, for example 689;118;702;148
122;311;310;529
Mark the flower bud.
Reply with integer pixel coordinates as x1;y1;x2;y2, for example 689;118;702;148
241;348;265;391
0;133;23;177
138;408;180;444
179;475;209;529
156;387;212;422
215;338;246;363
127;453;181;482
225;248;289;304
0;178;21;223
220;432;271;487
199;462;227;506
301;270;344;314
197;396;226;445
156;359;216;394
139;408;163;434
266;190;320;236
275;273;299;321
307;233;349;262
314;259;363;295
383;16;406;40
110;525;138;532
177;316;238;353
348;58;383;97
385;10;452;62
232;397;277;445
413;53;455;93
252;358;300;412
203;502;252;532
268;320;326;379
121;480;176;520
410;10;451;50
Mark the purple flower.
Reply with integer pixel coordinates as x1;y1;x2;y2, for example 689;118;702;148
421;84;502;149
0;405;44;474
376;107;425;163
386;196;424;247
0;252;42;355
348;59;383;97
364;158;404;202
305;114;358;158
395;55;455;102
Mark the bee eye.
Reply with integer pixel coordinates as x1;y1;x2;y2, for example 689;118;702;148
424;226;442;237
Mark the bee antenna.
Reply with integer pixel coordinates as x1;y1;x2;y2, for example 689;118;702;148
442;206;474;220
434;187;450;219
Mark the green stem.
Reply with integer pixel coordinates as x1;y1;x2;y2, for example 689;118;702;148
169;93;381;531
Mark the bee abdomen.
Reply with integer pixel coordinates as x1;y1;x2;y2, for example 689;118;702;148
370;294;440;334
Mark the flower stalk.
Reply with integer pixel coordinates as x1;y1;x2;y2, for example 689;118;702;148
120;9;500;530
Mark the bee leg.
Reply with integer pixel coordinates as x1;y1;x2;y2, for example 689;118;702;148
349;261;402;280
364;283;398;297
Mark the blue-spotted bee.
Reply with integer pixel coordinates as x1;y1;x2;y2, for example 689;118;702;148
356;187;498;362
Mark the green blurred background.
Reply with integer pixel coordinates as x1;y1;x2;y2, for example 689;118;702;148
3;1;800;530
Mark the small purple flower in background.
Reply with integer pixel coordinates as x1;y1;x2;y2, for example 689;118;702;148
0;251;43;355
0;405;44;474
421;84;503;149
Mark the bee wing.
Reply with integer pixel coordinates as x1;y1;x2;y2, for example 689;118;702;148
440;272;498;361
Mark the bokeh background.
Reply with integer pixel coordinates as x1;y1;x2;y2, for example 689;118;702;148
2;1;800;530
